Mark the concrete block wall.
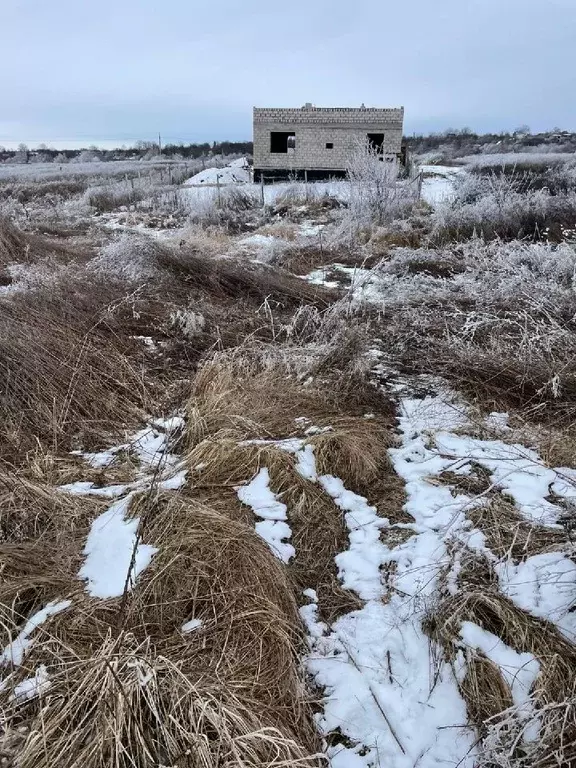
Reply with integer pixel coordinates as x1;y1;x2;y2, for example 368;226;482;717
253;106;404;172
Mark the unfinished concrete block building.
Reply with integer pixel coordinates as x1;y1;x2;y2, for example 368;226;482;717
253;103;404;182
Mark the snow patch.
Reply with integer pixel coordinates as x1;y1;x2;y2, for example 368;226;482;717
12;665;51;701
236;467;294;563
79;494;158;598
58;481;131;497
184;161;250;186
496;553;576;641
1;601;71;667
298;433;476;766
181;618;203;634
302;597;475;768
319;475;389;600
435;433;565;526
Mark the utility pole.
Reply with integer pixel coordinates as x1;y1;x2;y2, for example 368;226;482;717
158;132;162;157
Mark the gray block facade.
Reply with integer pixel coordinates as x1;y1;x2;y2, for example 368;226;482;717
253;105;404;180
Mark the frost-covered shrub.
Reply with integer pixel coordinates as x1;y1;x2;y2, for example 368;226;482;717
84;182;145;213
462;152;576;170
346;141;416;228
272;182;343;210
321;142;420;248
169;309;206;338
3;260;81;294
353;239;576;313
184;186;264;233
91;233;162;280
433;170;576;242
341;238;576;408
464;157;576;196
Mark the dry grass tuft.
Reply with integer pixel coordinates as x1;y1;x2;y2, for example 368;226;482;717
271;245;377;277
0;216;29;266
184;342;399;623
429;580;576;764
0;634;319;768
187;436;362;624
308;417;389;490
437;463;493;497
279;474;363;622
0;215;89;272
0;493;321;767
460;654;515;725
0;540;82;647
186;349;337;446
0;466;100;543
188;438;294;486
0;279;149;457
156;242;338;309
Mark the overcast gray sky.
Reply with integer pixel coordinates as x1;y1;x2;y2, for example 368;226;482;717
2;0;575;148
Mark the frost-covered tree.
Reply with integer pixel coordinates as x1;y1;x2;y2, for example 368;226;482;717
70;149;101;163
13;143;30;163
345;139;413;227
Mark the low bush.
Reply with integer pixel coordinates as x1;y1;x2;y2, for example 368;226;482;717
85;183;146;213
185;186;265;233
433;172;576;243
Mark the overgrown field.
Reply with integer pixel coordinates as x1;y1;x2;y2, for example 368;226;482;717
1;150;576;768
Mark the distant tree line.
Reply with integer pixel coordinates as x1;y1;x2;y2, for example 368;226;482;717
2;128;576;166
404;127;576;157
0;140;254;164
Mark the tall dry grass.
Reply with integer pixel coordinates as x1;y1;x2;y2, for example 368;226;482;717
0;282;148;458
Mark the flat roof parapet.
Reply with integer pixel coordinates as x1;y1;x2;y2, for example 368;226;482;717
254;106;404;125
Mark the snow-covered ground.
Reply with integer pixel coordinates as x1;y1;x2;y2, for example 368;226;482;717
183;157;251;186
2;162;574;767
420;165;463;205
293;371;576;767
0;159;194;181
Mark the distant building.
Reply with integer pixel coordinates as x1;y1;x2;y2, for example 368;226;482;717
253;103;404;182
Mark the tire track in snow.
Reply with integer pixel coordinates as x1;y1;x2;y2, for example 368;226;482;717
297;406;477;768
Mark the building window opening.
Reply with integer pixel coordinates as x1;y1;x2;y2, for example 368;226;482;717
367;133;385;154
270;131;295;154
326;142;334;149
